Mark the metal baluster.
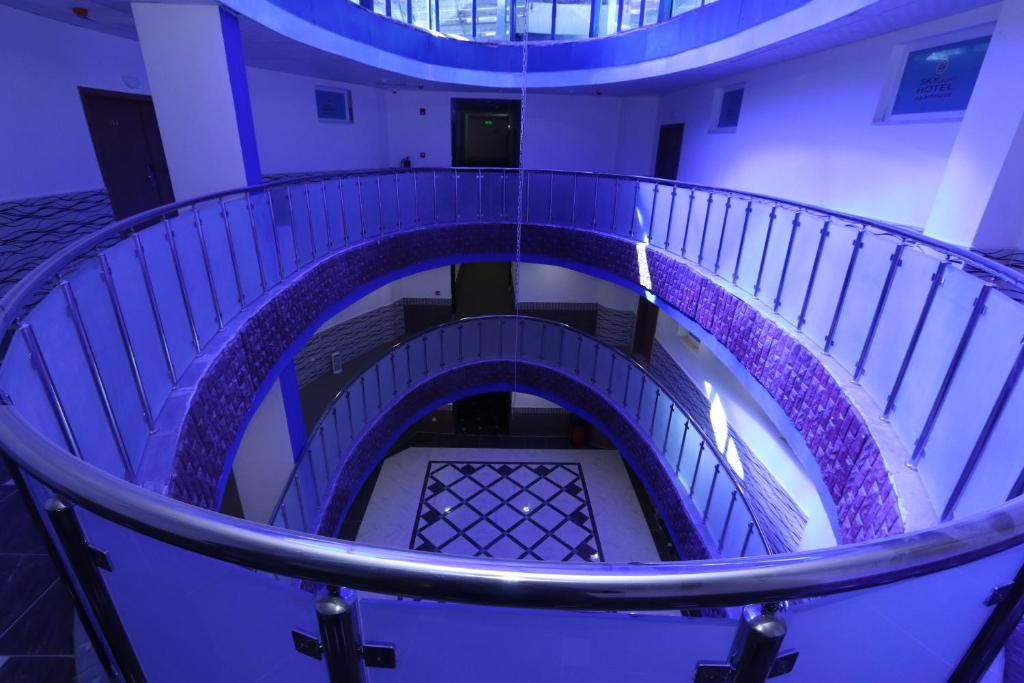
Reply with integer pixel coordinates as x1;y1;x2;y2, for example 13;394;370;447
337;178;350;246
609;178;618;232
680;189;695;257
538;325;546;362
477;320;484;359
376;176;385;234
375;364;382;410
244;193;269;292
132;234;177;382
548;173;555;223
285;187;303;267
662;403;674;451
422;336;428;373
574;335;582;374
647;184;658;243
162;218;202;351
753;206;777;297
675;420;690;473
477;170;483;218
697;192;713;265
439;328;446;367
346;391;354;440
359;377;367;420
303;183;318;257
458;324;464;362
740;521;755;557
321;181;334;251
713;196;731;273
636;375;646;420
394;174;402;231
622;363;630;405
432;171;438;222
664;186;677;250
731;199;754;284
390;351;397;397
592;176;600;228
570;174;578;225
356;177;366;240
703;463;721;519
501;170;508;217
719;490;738;550
453;169;460;222
309;452;321;502
412;171;421;224
218;198;246;307
558;328;565;366
796;219;831;331
772;212;800;313
61;281;134;479
405;345;412;386
649;388;659;432
823;227;865;352
97;252;153;430
909;285;992;467
946;339;1024;519
319;428;329;481
629;180;639;238
192;207;224;329
591;339;599;382
263;191;287;278
607;354;616;393
21;324;80;456
691;440;705;490
854;241;905;381
884;259;950;417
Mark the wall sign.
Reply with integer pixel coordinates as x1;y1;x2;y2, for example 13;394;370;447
891;35;990;116
316;88;353;123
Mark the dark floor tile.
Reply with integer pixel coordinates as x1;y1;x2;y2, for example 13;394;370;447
0;557;58;635
0;656;74;683
0;493;47;555
0;581;73;656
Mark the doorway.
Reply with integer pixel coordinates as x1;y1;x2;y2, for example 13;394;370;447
80;88;174;219
451;98;521;168
653;123;684;180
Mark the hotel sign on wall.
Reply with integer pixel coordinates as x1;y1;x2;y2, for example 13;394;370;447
891;35;990;115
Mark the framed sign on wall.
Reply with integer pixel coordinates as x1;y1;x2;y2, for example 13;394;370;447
879;29;991;123
315;87;354;123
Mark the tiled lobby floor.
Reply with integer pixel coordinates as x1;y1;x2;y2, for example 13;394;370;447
357;448;661;563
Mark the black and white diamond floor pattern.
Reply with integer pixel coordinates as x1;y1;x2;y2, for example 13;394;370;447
410;461;604;562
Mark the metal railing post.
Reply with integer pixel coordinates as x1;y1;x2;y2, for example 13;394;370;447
730;604;788;682
316;586;365;683
45;498;145;682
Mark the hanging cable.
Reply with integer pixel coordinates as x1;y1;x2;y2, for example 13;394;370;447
511;2;528;403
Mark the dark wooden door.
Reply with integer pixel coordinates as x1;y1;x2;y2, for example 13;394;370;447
653;123;684;180
80;88;174;219
632;297;660;361
451;98;521;168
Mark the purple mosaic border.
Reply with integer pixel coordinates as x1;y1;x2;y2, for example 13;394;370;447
164;224;903;543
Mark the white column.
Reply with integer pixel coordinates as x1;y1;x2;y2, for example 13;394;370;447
925;0;1024;251
131;3;261;200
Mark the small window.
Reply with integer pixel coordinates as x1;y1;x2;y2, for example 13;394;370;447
715;87;744;131
315;87;353;123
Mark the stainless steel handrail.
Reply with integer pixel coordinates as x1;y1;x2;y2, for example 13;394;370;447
273;313;771;550
3;168;1024;610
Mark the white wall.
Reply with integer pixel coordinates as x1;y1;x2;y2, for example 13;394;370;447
656;5;1000;228
231;379;296;522
384;89;658;172
315;266;452;331
517;264;637;310
247;67;391;174
0;6;150;201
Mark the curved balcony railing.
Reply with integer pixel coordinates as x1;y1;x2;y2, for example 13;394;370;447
349;0;715;41
1;168;1023;680
271;314;771;559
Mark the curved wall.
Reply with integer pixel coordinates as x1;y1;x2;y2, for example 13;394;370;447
155;223;902;544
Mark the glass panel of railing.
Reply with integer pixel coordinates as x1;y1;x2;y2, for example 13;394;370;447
360;596;736;681
592;175;617;233
411;0;431;28
632;180;656;243
886;264;981;454
455;170;479;221
376;352;398;403
611;179;636;236
594;0;617;36
547;172;575;226
96;236;176;424
795;219;863;357
660;186;691;256
477;169;508;220
0;330;72;452
694;191;728;275
618;0;642;30
193;201;244;324
246;190;285;289
437;0;472;36
521;0;554;39
221;195;266;305
74;508;329;682
347;382;369;441
710;196;747;283
729;200;774;294
164;210;222;345
702;462;739;552
751;205;799;307
539;321;564;365
680;190;709;262
475;0;500;38
856;245;939;412
604;349;630;407
554;0;590;38
279;479;304;530
786;542;1024;680
284;185;316;267
267;187;299;275
362;175;388;238
675;421;703;493
60;259;150;471
767;212;823;332
688;438;717;516
425;326;446;372
23;287;129;479
635;376;659;437
393;172;417;228
557;329;585;376
296;454;321;527
823;230;901;378
133;220;202;374
305;181;333;255
718;495;758;558
646;182;672;249
917;286;1024;514
310;427;333;496
566;173;597;229
434;171;458;223
619;363;644;418
671;0;700;15
335;176;362;244
322;406;342;476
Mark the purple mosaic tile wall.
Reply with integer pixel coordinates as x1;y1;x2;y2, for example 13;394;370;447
164;223;902;544
314;361;715;561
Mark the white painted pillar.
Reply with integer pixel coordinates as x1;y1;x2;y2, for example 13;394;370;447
925;0;1024;251
131;3;262;199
